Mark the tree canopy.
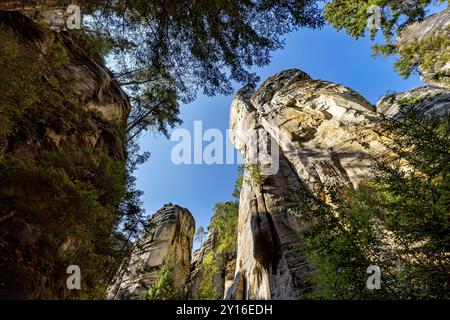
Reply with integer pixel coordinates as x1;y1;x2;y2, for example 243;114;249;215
22;0;323;137
323;0;449;81
324;0;447;42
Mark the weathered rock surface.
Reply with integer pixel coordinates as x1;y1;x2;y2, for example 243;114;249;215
0;10;130;160
0;10;130;299
107;204;195;300
377;85;450;118
227;69;450;300
398;8;450;44
397;8;450;87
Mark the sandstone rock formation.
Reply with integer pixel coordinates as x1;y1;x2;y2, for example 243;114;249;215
397;8;450;46
0;10;130;160
0;10;131;299
226;69;450;299
107;204;195;300
377;85;450;118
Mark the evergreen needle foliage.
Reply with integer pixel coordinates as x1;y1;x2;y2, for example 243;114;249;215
294;107;450;299
147;257;180;300
324;0;449;82
11;0;324;138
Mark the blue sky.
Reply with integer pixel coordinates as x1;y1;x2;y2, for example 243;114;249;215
134;5;445;249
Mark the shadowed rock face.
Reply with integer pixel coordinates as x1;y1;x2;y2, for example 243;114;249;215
107;204;195;300
227;69;450;300
0;10;130;160
0;11;131;299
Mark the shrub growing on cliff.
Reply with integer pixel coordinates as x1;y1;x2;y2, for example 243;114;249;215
324;0;448;41
0;15;151;298
147;258;180;300
197;252;221;300
210;202;239;259
197;201;239;300
295;108;450;299
195;226;208;245
392;27;450;85
241;164;268;187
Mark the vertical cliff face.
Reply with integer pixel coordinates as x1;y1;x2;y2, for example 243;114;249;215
377;85;450;118
227;69;450;300
107;204;195;300
0;10;130;299
187;202;239;300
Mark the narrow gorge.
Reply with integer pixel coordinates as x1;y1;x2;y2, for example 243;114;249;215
1;2;448;301
106;69;449;299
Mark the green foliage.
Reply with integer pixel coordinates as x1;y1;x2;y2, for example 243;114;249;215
397;96;423;111
232;172;244;200
394;27;450;85
0;18;100;147
294;185;398;299
40;145;126;204
0;146;126;299
48;33;69;66
294;109;450;299
325;1;449;81
242;163;267;186
196;175;240;300
197;201;239;300
324;0;443;42
197;252;221;300
0;26;41;145
0;10;150;299
147;258;180;300
325;0;375;39
210;202;239;258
